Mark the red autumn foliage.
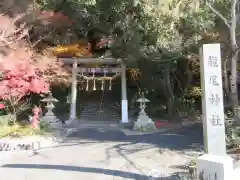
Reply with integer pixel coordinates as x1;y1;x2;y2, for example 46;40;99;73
0;14;49;104
33;49;70;85
38;10;72;26
0;104;5;109
0;12;70;84
0;54;49;103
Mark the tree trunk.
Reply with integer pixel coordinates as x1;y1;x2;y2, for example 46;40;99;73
165;69;175;117
186;60;193;87
230;51;239;111
230;0;239;116
223;59;230;104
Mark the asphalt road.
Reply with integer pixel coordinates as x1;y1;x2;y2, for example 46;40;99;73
0;124;203;180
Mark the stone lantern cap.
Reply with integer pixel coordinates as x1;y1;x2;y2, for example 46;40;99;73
136;97;150;103
41;92;59;103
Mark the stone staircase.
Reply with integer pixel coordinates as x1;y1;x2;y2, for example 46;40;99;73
78;89;123;123
79;100;121;122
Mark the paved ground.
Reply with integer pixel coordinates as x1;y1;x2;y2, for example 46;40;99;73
0;124;203;180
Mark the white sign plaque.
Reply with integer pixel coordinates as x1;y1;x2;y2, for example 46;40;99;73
200;44;226;155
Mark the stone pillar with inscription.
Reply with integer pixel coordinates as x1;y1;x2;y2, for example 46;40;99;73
196;44;235;180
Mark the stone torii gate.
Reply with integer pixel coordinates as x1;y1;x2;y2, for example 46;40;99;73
59;57;128;124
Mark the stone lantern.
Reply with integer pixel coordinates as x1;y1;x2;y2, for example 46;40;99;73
41;92;62;129
133;94;156;131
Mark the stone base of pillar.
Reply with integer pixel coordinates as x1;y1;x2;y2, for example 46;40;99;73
64;117;79;128
197;154;234;180
133;113;156;132
65;118;77;124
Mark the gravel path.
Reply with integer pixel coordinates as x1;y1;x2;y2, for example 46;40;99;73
0;124;203;180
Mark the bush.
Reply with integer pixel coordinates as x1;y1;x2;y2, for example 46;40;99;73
0;114;15;126
39;120;50;132
0;124;41;138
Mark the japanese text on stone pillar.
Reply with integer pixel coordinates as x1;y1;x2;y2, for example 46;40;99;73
208;55;222;126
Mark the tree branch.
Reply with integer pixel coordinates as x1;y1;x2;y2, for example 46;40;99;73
32;30;55;47
206;2;231;28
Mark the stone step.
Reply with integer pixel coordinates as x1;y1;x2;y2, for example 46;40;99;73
80;113;120;116
82;107;113;109
80;116;121;119
81;109;119;114
80;112;120;114
79;101;121;121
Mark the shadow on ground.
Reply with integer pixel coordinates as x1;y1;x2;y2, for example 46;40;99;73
2;164;191;180
65;124;203;152
2;164;148;179
0;125;202;180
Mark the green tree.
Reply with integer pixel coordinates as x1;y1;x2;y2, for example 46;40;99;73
13;0;219;117
172;0;240;115
206;0;240;115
